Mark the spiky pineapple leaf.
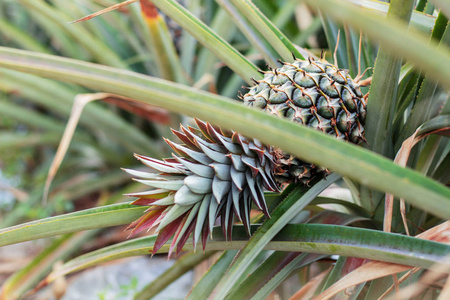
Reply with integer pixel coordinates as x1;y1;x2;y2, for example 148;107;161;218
0;48;448;219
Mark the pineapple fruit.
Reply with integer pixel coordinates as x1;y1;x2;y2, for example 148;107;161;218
126;56;367;254
242;56;367;185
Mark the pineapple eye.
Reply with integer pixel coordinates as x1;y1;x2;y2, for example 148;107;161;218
268;89;288;104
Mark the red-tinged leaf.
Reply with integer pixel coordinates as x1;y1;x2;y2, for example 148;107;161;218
202;225;210;252
206;123;227;143
70;0;137;24
206;123;223;144
135;154;181;171
169;214;190;257
177;219;197;255
140;0;159;20
164;138;190;158
152;215;185;255
127;208;165;237
342;257;366;276
308;210;370;226
219;207;227;241
163;158;179;164
103;96;170;124
131;198;161;206
194;119;216;142
181;126;205;149
240;199;251;236
172;128;200;151
227;207;234;241
125;189;170;198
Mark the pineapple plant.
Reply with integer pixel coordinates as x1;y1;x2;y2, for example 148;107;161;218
0;0;449;299
126;55;369;252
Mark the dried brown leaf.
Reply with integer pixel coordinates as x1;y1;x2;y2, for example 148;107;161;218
70;0;138;24
289;267;331;300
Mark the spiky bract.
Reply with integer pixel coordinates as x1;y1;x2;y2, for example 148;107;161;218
125;119;278;256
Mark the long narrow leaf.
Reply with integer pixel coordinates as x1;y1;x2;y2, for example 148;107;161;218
363;0;416;212
0;202;146;247
346;0;436;33
149;0;261;83
215;0;278;66
140;0;184;83
228;0;304;61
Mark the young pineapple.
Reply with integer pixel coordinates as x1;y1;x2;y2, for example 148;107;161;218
242;56;367;185
125;56;367;254
125;119;278;255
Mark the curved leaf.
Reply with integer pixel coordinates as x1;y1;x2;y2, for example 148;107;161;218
418;115;450;137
